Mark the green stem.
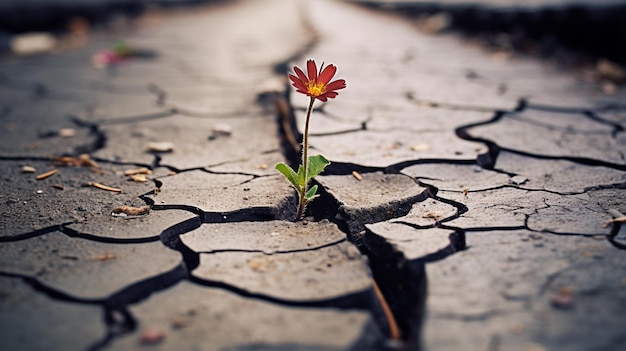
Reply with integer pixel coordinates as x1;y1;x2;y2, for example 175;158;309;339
296;96;316;220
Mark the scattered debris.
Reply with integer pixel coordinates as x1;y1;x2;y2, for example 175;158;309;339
111;205;151;217
92;41;157;69
422;212;443;220
54;154;100;169
58;128;76;138
124;167;152;176
171;317;188;329
21;165;36;173
257;164;269;170
50;184;64;191
97;251;117;261
551;287;574;309
36;168;58;180
510;175;528;185
596;58;625;84
10;32;57;56
147;141;175;153
124;167;152;182
84;182;122;193
129;174;148;182
211;123;233;137
415;12;451;34
352;170;363;181
410;143;430;152
602;82;618;95
603;209;626;227
140;329;165;345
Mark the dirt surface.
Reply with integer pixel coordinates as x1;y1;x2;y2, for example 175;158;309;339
0;0;625;350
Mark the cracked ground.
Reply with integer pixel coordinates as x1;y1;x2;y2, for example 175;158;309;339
1;0;625;350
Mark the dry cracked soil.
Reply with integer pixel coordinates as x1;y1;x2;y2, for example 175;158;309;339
0;0;625;350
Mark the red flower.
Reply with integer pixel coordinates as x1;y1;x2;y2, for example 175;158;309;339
289;59;346;102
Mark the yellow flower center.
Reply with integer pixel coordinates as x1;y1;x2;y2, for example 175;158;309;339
306;81;327;96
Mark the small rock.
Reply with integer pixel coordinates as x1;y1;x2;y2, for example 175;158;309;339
551;287;574;309
597;58;625;83
410;143;430;152
416;13;451;34
147;141;174;153
171;317;188;329
36;189;44;194
140;329;164;345
211;123;233;137
58;128;76;137
21;165;36;173
510;175;528;185
10;32;57;55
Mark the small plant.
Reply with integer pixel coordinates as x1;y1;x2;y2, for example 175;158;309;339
275;59;346;221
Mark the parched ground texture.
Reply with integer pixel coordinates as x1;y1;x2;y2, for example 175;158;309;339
0;0;625;350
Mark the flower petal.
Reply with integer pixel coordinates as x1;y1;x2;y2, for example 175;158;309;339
293;66;308;84
289;74;307;91
307;60;317;82
322;92;338;99
318;64;337;84
326;79;346;92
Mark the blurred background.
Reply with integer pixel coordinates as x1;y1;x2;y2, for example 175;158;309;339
0;0;625;73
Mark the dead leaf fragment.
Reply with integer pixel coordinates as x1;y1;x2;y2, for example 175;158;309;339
21;165;36;173
597;58;626;83
422;212;443;220
36;168;58;180
129;174;148;182
604;209;626;227
124;167;152;176
111;205;151;217
97;251;117;261
86;182;122;193
55;154;99;169
603;216;626;227
352;171;363;181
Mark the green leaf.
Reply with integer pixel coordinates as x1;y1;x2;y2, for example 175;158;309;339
304;184;319;201
307;154;330;180
275;163;299;190
297;164;307;187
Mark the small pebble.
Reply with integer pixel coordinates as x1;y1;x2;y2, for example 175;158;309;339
58;128;76;137
551;287;574;309
510;175;528;185
36;189;43;194
140;329;164;344
21;165;36;173
211;123;233;137
410;143;430;151
147;141;175;152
